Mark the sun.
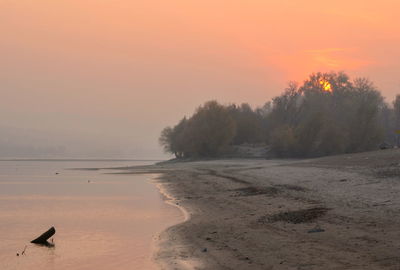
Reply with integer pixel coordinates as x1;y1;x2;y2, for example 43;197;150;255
319;79;332;92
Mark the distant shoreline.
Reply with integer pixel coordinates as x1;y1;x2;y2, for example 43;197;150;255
117;148;400;269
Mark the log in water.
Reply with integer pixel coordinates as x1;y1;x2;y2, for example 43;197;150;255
0;160;182;270
31;227;56;244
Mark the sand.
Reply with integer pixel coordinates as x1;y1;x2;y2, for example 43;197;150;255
120;149;400;269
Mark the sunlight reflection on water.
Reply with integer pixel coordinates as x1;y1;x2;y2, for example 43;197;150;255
0;160;182;270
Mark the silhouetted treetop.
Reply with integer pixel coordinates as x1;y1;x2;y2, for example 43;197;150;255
160;72;397;159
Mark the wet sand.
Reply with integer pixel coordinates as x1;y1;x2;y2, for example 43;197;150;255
123;149;400;269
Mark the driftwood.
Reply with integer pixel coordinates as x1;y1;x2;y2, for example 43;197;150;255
31;227;56;244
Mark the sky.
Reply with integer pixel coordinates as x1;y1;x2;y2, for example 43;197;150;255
0;0;399;158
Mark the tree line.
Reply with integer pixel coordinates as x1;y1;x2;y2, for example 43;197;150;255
160;72;400;158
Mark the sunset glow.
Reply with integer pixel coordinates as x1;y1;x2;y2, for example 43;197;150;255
0;0;399;157
0;2;399;270
319;80;332;92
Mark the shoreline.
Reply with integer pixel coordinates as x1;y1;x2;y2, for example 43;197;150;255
121;149;400;269
154;178;191;223
152;175;203;270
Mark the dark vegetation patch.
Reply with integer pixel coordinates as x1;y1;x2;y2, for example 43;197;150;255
225;166;265;172
276;184;308;192
232;186;280;197
292;149;400;171
204;169;251;185
373;163;400;178
231;183;307;197
258;207;329;224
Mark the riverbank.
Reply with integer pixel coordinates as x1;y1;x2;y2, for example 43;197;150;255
120;149;400;269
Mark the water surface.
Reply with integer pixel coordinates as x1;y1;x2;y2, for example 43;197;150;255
0;160;182;270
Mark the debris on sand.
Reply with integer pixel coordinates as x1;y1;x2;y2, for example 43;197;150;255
232;186;280;197
259;207;329;224
308;227;325;233
21;245;27;255
276;184;308;192
373;164;400;178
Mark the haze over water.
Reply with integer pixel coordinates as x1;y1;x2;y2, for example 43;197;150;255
0;160;183;270
1;1;400;159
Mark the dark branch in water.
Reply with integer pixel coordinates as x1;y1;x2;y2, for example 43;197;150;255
31;227;56;245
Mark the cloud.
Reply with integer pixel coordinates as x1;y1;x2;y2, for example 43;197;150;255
304;47;372;70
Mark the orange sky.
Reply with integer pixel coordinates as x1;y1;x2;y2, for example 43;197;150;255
0;0;399;157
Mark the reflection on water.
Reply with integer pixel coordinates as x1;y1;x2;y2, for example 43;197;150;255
0;160;182;270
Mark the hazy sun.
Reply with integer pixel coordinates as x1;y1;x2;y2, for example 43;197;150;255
319;79;332;92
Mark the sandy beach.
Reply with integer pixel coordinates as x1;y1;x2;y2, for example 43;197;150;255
118;149;400;270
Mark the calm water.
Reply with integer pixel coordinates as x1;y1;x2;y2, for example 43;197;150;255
0;160;183;270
